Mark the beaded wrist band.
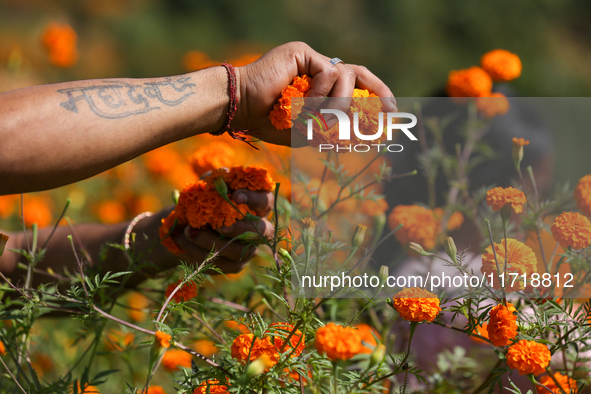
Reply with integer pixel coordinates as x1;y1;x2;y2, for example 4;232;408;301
123;211;153;263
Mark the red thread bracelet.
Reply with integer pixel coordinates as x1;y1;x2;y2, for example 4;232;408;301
211;63;259;149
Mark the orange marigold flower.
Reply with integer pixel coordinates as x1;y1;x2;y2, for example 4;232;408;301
70;382;99;393
314;323;363;361
551;212;591;250
269;75;312;130
42;23;78;68
162;349;192;372
192;339;218;358
231;334;279;367
104;329;134;352
142;386;167;394
165;279;198;303
190;141;235;176
155;331;171;349
476;92;510;118
0;340;6;355
470;323;490;345
433;208;465;231
391;287;441;323
224;320;249;333
0;195;18;219
183;50;217;72
143;146;182;176
537;372;577;393
126;292;150;323
575;174;591;217
480;49;522;82
388;205;438;251
487;303;518;346
23;196;53;228
266;323;305;356
512;138;530;147
30;352;53;378
359;197;389;217
506;340;551;375
225;166;275;192
159;210;186;255
95;200;126;224
485;186;527;214
446;66;492;98
354;323;381;353
193;379;229;394
481;238;538;292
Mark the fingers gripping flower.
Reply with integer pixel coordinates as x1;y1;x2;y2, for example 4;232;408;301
391;287;441;323
485;186;527;214
506;340;551;375
487;303;518;346
480;239;538;293
269;75;312;130
314;323;363;361
551;212;591;250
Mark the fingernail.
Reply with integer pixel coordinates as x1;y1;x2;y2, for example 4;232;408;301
235;192;247;204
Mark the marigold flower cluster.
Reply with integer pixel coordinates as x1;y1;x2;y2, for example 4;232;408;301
193;379;229;394
447;66;493;98
165;279;199;303
485;186;527;214
269;75;312;130
314;323;363;361
481;238;538;292
506;340;551;375
391;287;441;323
42;23;78;68
551;211;591;250
388;205;464;251
231;334;279;367
536;372;578;393
160;166;274;254
575;174;591;217
480;49;522;82
487;303;517;346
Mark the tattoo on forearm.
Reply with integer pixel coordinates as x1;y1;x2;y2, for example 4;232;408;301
58;76;195;119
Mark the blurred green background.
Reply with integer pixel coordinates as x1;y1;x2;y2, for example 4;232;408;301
1;0;591;182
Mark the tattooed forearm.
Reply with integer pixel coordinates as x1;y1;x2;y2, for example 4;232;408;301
58;76;196;119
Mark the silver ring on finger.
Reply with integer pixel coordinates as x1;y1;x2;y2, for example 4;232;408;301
330;57;344;67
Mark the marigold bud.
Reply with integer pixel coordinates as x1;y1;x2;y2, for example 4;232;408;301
278;248;291;264
352;225;367;248
172;190;180;205
379;265;389;286
0;233;8;258
512;137;530;171
444;237;458;265
408;242;432;256
234;231;262;243
213;177;229;200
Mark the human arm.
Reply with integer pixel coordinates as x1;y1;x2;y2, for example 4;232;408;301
0;41;396;194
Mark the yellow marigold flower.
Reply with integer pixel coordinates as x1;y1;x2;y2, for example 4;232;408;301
355;323;381;354
270;75;312;130
575;174;591;217
189;141;235;176
481;238;538;292
485;186;527;214
193;379;229;394
162;349;192;372
391;287;441;323
536;372;577;393
446;66;492;97
315;323;363;361
480;49;522;82
231;334;278;367
487;303;518;346
159;210;186;256
506;340;551;375
154;331;171;349
551;212;591;250
476;92;510;118
165;279;198;303
388;205;438;251
266;323;305;356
